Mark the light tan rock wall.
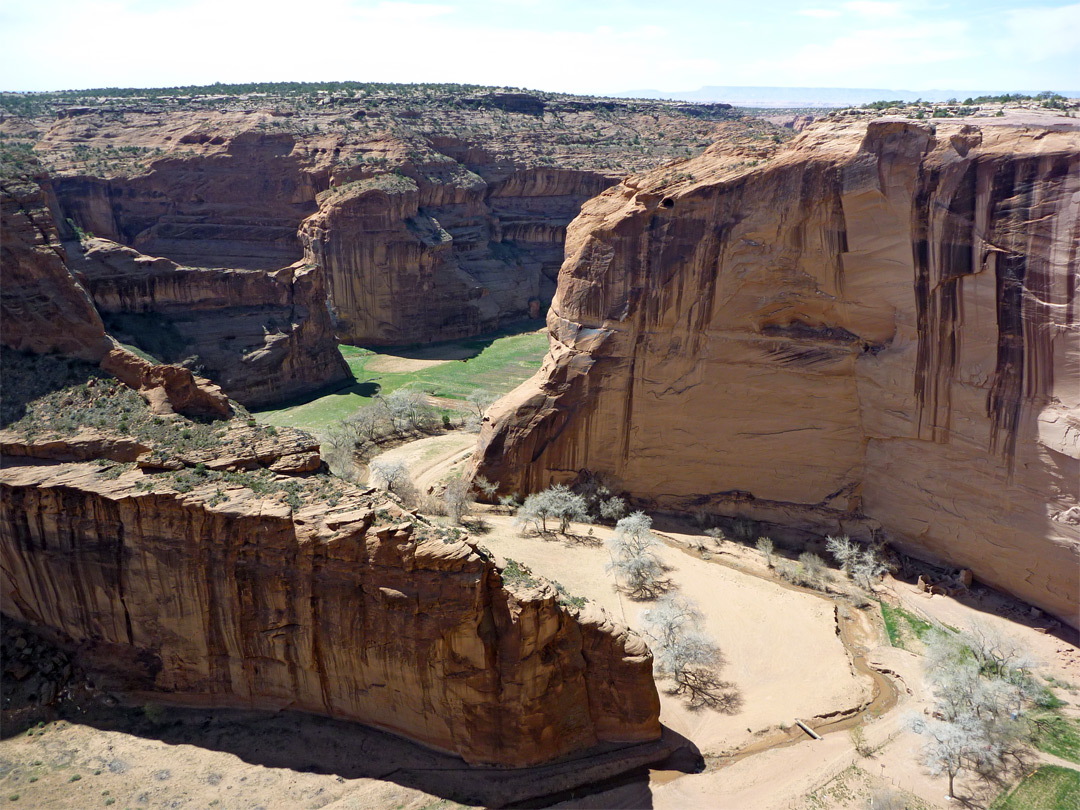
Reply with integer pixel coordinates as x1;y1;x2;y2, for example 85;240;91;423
474;119;1080;626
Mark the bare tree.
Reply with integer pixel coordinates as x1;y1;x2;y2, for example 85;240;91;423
514;490;555;534
369;458;417;506
473;475;499;501
548;484;590;533
755;536;775;568
798;552;827;583
909;713;981;799
852;547;888;590
443;477;473;523
607;512;665;598
641;595;732;709
609;512;658;558
911;629;1038;799
826;534;859;576
498;492;521;514
379;389;434;434
514;484;591;535
466;389;496;419
599;495;627;522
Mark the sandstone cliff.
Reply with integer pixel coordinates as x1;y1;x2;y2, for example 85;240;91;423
71;238;349;408
474;118;1080;626
1;162;231;418
0;359;660;767
0;154;347;409
3;86;742;346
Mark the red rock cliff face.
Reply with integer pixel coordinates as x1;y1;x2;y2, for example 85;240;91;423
474;119;1080;626
0;164;110;361
10;95;739;346
71;239;349;408
1;156;347;410
1;454;660;766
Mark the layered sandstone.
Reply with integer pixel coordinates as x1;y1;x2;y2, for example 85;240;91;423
72;238;349;408
474;118;1080;626
1;157;346;409
4;86;741;345
0;417;660;767
0;161;110;361
1;164;230;418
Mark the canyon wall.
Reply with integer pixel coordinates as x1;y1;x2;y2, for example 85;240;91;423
1;157;347;409
5;90;737;346
71;238;350;408
0;428;660;767
474;119;1080;626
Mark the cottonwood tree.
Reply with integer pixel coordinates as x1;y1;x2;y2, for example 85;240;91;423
379;389;434;434
473;475;499;501
606;512;665;598
826;534;859;575
641;595;730;709
910;629;1036;799
443;477;473;523
369;458;417;506
466;389;496;419
599;495;627;522
827;534;887;590
514;484;590;534
852;548;888;590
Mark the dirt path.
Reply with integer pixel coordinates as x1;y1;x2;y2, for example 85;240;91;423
372;432;476;491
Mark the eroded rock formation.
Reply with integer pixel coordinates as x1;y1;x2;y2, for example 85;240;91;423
72;238;349;408
1;163;231;418
474;118;1080;626
3;87;742;346
1;157;346;409
0;378;660;767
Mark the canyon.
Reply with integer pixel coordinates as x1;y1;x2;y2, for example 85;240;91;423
474;116;1080;628
2;85;741;356
3;82;1079;804
0;107;667;773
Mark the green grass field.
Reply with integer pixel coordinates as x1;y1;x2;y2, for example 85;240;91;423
991;765;1080;810
879;601;935;650
255;328;549;433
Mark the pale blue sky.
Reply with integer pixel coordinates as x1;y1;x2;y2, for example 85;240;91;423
2;0;1077;94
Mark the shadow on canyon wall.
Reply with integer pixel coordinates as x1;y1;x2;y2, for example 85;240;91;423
1;617;699;809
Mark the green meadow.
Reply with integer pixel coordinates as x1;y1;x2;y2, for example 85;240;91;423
255;327;549;433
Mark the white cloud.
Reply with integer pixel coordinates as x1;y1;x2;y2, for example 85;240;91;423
798;8;843;17
844;1;907;17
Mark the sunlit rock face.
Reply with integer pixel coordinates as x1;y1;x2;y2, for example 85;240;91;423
1;431;661;767
475;118;1080;627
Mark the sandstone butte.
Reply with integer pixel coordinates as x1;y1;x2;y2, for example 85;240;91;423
0;85;741;358
474;117;1080;629
0;153;662;768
